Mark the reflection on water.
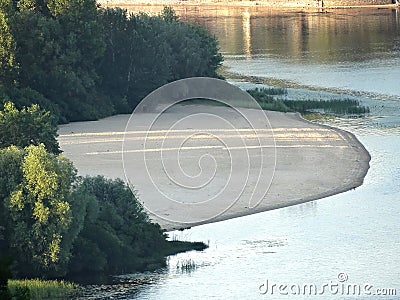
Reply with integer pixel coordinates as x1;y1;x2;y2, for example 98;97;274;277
242;8;252;57
127;5;400;97
208;7;399;63
128;6;400;63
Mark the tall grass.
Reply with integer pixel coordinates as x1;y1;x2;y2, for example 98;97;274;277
248;87;288;97
246;87;291;112
176;259;197;272
175;88;369;116
247;88;370;116
8;279;77;300
283;99;370;115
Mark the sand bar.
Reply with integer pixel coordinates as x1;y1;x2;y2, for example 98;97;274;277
58;106;370;230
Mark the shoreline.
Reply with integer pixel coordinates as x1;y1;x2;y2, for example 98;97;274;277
165;112;371;231
58;108;371;232
99;1;398;10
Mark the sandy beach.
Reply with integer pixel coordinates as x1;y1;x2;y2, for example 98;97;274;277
58;106;370;230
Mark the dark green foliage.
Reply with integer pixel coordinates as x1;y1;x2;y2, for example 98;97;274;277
98;7;223;109
0;256;12;300
0;6;15;85
0;85;61;122
247;88;370;115
248;87;287;97
247;88;276;103
0;148;207;281
13;286;30;300
161;6;179;23
0;102;60;154
247;88;291;112
67;176;170;278
164;241;208;256
0;2;222;122
9;0;110;121
283;99;371;115
0;102;208;282
0;145;77;277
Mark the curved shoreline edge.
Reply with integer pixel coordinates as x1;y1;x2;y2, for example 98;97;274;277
165;113;371;231
58;110;371;232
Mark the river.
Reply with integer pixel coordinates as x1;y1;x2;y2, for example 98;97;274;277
82;6;400;299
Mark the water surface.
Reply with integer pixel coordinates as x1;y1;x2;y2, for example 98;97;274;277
82;6;400;299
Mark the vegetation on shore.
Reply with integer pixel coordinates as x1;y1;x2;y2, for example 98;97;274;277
247;87;370;116
8;279;77;300
0;102;207;299
0;3;222;123
0;2;217;296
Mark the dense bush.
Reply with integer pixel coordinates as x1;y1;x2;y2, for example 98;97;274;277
0;145;77;277
0;1;223;122
67;176;169;278
0;102;60;154
0;146;206;279
0;146;205;279
0;103;207;281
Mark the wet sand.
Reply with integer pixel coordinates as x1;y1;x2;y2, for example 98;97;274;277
58;107;370;230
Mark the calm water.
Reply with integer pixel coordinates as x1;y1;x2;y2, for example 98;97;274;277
84;7;400;299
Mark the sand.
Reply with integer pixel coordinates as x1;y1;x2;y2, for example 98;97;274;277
58;106;370;230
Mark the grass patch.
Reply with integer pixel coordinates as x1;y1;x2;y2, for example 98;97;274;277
248;87;288;97
8;279;77;300
247;88;370;116
164;240;208;256
247;88;291;112
169;88;369;116
283;99;370;115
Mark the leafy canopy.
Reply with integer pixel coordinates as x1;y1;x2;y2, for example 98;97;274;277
0;144;76;276
0;101;60;154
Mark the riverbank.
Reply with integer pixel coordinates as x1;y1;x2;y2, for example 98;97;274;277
58;106;370;231
7;279;77;299
98;0;398;10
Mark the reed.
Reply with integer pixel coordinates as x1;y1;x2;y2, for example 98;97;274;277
8;279;77;300
283;99;370;115
176;259;197;272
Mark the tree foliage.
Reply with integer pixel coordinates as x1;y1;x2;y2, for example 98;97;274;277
0;101;60;154
0;2;222;122
0;138;206;279
0;145;76;276
67;176;168;278
0;7;15;84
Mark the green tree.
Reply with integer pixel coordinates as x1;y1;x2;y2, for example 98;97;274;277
98;7;223;110
68;176;168;277
160;6;179;23
0;102;60;154
1;145;76;277
0;3;16;84
1;2;223;122
11;0;110;121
